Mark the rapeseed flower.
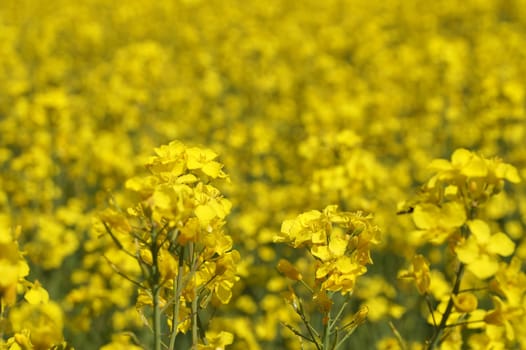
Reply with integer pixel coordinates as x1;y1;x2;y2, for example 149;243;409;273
455;220;515;279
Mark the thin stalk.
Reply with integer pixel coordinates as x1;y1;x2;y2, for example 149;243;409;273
297;302;322;350
103;255;144;289
189;242;199;349
300;279;314;293
0;300;5;340
323;315;331;350
169;247;185;349
443;319;485;328
389;321;408;350
333;325;358;350
426;262;465;350
330;302;348;329
151;224;162;350
457;287;488;294
425;294;438;328
426;204;476;350
282;322;314;342
192;292;199;349
153;286;162;350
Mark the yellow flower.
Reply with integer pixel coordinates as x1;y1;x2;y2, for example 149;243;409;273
452;292;478;313
398;255;431;295
456;220;515;279
0;228;29;306
483;296;522;341
9;301;65;350
24;280;50;305
429;148;488;179
411;201;466;244
426;149;520;205
7;330;32;350
490;257;526;307
275;209;324;247
275;205;379;295
186;147;227;179
197;331;234;350
147;140;187;178
100;333;143;350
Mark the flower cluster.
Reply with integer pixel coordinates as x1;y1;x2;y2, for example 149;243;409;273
276;205;380;295
398;149;524;349
273;205;379;348
100;141;238;348
0;226;70;349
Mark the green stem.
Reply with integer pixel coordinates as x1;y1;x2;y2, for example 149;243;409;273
323;315;331;350
297;301;322;350
151;224;162;350
426;262;465;350
300;279;314;293
169;247;185;349
389;321;408;350
192;292;198;349
0;300;5;340
330;302;347;330
189;242;199;349
153;285;162;350
334;326;358;350
426;203;476;349
443;319;485;328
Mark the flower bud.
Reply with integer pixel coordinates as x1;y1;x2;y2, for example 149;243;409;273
277;259;303;281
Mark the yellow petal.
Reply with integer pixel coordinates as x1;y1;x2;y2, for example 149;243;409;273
413;204;439;229
336;256;357;274
0;262;19;287
215;282;233;304
452;292;478;312
487;233;515;257
461;156;488;178
280;219;295;235
467;220;490;243
176;174;198;184
186;148;204;169
299;210;322;225
151;189;171;210
451;148;472;167
495;163;521;183
311;230;326;244
24;281;50;304
456;238;479;264
311;246;331;261
207;198;231;219
444;185;458;198
468;255;498;279
441;201;466;228
201;161;223;178
201;148;218;161
18;260;30;279
328;235;347;257
428;159;453;171
195;205;216;223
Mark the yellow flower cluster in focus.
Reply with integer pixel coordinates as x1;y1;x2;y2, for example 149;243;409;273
276;205;380;295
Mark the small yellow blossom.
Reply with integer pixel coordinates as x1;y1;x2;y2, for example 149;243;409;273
398;255;431;295
452;292;478;313
456;220;515;279
197;331;234;350
24;280;50;305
